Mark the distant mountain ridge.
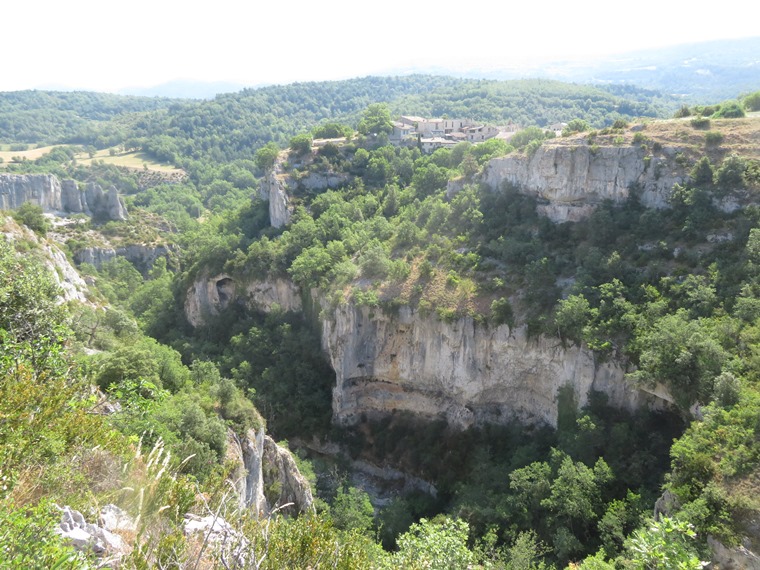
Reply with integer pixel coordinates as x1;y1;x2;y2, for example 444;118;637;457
119;79;257;99
392;36;760;103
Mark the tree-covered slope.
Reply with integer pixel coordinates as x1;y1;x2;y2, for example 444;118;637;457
1;76;682;163
0;90;179;145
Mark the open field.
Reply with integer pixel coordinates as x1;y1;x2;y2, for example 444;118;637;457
75;149;183;173
0;144;181;175
0;145;59;165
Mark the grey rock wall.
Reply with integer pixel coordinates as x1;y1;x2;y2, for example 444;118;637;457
0;174;127;221
482;143;687;222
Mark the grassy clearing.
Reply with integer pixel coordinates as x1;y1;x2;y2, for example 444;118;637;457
76;149;182;173
0;144;183;176
0;145;59;166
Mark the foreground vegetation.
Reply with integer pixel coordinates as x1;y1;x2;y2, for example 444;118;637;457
2;84;760;568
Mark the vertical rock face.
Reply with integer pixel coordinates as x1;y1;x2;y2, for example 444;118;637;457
85;183;128;221
0;174;128;220
2;217;90;305
321;300;663;429
61;179;86;213
261;436;314;514
73;244;176;275
226;428;314;516
184;273;670;430
260;158;293;229
259;153;348;229
184;273;301;328
482;144;686;222
226;428;268;515
0;174;63;211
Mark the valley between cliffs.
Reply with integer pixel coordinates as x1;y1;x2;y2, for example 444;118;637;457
185;273;671;431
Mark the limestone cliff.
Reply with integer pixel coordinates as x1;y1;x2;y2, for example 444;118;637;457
260;156;293;229
0;174;63;212
185;273;668;430
321;300;659;429
74;243;176;275
482;142;686;222
226;427;314;516
260;151;350;229
0;174;127;221
184;272;301;328
2;217;90;304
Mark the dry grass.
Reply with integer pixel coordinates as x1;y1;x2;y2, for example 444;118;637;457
0;146;182;175
555;114;760;165
0;145;59;166
76;149;183;173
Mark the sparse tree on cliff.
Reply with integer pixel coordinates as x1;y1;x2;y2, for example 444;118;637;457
254;142;280;172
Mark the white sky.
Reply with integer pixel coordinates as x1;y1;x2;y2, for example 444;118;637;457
4;0;759;93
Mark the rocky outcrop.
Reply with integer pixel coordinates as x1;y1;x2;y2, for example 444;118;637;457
226;427;314;516
61;179;86;213
260;152;350;229
482;143;687;222
184;273;301;328
0;174;128;221
0;173;63;211
84;183;128;221
321;301;660;429
183;513;248;566
74;244;176;275
299;171;350;192
2;217;90;305
708;536;760;570
44;243;91;304
56;504;133;566
226;428;268;515
260;156;293;229
262;436;315;514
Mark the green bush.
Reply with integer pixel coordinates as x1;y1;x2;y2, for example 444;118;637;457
490;297;515;328
744;91;760;112
562;119;591;136
674;105;691;118
12;202;49;236
690;116;710;130
0;500;89;569
289;133;313;156
704;131;724;146
714;101;745;119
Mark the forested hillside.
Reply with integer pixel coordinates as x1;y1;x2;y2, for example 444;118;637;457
1;76;679;162
2;80;760;568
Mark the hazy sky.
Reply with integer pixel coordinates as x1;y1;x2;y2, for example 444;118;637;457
5;0;759;93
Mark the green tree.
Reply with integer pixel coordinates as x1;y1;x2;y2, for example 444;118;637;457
744;91;760;112
357;103;393;136
331;485;375;534
289;133;313;156
12;202;49;235
628;310;726;408
554;294;593;344
0;241;67;380
714;101;745;119
392;517;477;570
714;153;747;189
623;517;706;569
312;122;353;139
254;142;280;171
689;157;714;187
563;119;591;135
